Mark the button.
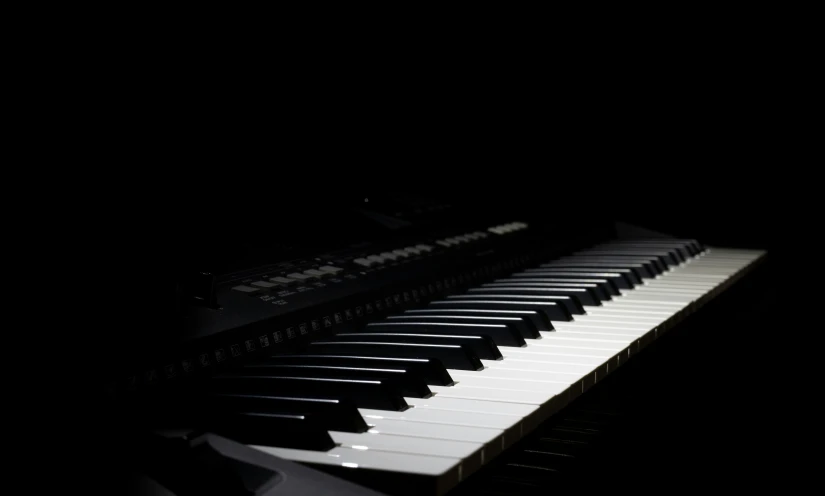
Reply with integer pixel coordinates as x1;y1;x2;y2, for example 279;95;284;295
380;252;400;261
303;269;328;278
232;285;261;294
287;272;315;281
269;276;294;285
416;244;434;252
354;258;375;267
392;249;411;258
319;265;343;273
250;281;279;289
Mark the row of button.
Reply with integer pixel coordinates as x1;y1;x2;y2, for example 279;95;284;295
488;222;528;235
435;231;488;247
353;245;434;268
232;266;344;294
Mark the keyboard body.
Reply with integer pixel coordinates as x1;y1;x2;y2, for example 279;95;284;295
109;204;766;496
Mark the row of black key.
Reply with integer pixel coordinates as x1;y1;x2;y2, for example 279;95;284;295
189;238;702;451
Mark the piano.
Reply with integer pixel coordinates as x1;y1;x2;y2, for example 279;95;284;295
102;195;768;495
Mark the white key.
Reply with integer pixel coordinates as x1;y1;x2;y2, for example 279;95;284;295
405;396;537;418
359;407;521;430
526;334;630;351
556;320;649;330
584;307;672;317
362;402;526;447
429;384;557;405
505;345;615;359
330;431;482;462
366;417;503;446
447;374;570;394
484;353;606;367
552;329;644;339
552;327;647;338
449;368;578;387
575;315;664;325
251;445;463;483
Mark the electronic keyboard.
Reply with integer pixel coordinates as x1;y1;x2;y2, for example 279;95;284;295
113;213;766;496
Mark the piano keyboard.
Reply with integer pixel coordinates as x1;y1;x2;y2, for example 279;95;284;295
186;240;765;495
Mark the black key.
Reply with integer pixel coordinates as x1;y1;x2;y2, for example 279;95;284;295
366;321;526;347
330;332;502;360
487;280;612;301
528;267;641;286
210;375;409;411
544;260;652;279
602;239;699;257
446;294;582;317
209;412;336;451
577;248;682;265
385;315;536;343
600;243;690;261
496;276;621;296
401;308;545;337
308;341;483;371
235;364;432;398
430;299;570;325
205;394;369;433
559;255;664;275
469;286;602;306
264;354;454;386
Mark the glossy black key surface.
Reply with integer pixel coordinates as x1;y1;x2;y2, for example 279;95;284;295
401;308;545;337
487;280;611;301
530;266;642;285
544;260;652;279
497;276;622;296
366;321;526;347
576;248;682;265
210;375;409;411
236;364;432;398
205;394;369;433
428;300;560;329
385;315;536;343
445;294;582;318
266;354;454;386
308;340;484;371
600;243;691;260
209;412;336;451
469;286;602;306
601;239;700;257
330;332;502;360
560;255;665;275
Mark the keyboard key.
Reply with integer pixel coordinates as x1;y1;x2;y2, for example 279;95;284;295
205;394;369;433
236;363;432;398
469;286;602;306
308;341;484;371
330;333;502;360
266;354;454;386
365;322;526;347
210;375;409;411
401;309;543;338
446;294;582;318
